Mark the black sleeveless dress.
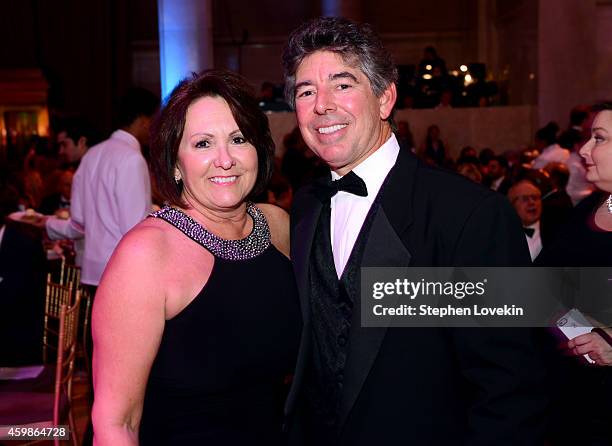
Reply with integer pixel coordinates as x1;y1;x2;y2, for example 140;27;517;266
139;204;301;445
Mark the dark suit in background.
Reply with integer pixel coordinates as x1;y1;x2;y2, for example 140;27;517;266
0;223;46;365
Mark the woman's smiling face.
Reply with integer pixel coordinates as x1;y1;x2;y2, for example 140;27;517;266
176;96;258;212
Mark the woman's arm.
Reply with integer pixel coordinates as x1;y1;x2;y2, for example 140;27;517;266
91;224;168;445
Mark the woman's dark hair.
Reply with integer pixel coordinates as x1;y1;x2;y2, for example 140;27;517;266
150;69;275;208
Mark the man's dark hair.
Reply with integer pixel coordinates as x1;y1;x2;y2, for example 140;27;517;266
478;147;495;165
535;122;559;146
510;169;552;197
281;17;398;109
557;130;581;150
55;116;98;146
492;155;509;170
569;105;590;127
116;87;160;128
150;69;275;208
592;101;612;113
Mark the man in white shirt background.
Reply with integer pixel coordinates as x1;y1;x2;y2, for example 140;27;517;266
55;115;98;170
43;87;159;292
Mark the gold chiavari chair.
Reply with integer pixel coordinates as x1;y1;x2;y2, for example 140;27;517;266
58;260;93;379
0;291;82;446
43;275;73;364
58;258;81;293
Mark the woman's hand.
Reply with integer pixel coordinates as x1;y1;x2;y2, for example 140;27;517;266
568;328;612;366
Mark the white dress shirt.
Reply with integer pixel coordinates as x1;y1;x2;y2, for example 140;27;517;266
491;176;504;192
330;134;400;278
524;220;542;262
0;224;5;250
46;130;152;285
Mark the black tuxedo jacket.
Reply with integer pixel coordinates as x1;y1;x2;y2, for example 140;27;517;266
287;148;548;445
0;223;46;365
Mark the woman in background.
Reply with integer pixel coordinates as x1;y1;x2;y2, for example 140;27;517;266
537;102;612;445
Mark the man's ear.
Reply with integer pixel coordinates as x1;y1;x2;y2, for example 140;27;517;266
77;136;88;151
379;83;397;120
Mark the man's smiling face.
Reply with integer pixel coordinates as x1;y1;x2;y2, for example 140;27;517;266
293;50;395;176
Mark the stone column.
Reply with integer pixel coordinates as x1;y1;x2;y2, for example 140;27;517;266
157;0;213;100
538;0;597;127
477;0;498;78
321;0;363;21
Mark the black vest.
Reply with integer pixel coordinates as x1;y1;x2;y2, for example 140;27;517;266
305;198;381;438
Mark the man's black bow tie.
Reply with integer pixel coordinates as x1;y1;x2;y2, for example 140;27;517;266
523;227;535;238
313;171;368;202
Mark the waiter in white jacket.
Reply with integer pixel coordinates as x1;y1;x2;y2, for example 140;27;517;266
45;88;159;291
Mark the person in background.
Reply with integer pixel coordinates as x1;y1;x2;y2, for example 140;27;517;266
92;70;300;445
281;126;328;191
477;147;494;178
532;121;568;169
566;104;592;144
43;87;159;292
422;124;446;166
456;161;482;184
457;145;478;164
55;116;95;170
508;177;543;261
267;172;294;211
417;45;447;79
38;168;73;215
0;167;46;366
486;155;511;193
435;88;453;108
559;128;596;205
536;102;612;445
541;162;574;243
395;120;414;152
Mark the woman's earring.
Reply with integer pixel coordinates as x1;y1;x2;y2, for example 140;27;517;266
174;169;182;184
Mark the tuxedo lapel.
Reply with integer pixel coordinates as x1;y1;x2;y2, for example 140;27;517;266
291;193;323;321
380;147;418;236
285;189;324;418
338;207;412;428
337;149;418;428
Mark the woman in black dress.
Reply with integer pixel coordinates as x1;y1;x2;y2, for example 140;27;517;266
537;102;612;445
92;70;301;444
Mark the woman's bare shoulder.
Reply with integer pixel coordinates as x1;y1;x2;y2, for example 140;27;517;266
256;203;290;258
104;218;177;280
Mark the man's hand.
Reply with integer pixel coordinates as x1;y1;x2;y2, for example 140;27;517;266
29;214;49;229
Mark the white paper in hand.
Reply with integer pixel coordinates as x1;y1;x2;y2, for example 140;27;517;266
556;308;595;364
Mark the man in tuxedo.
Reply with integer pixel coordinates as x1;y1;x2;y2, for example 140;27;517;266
508;179;544;262
282;17;547;445
0;171;46;365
